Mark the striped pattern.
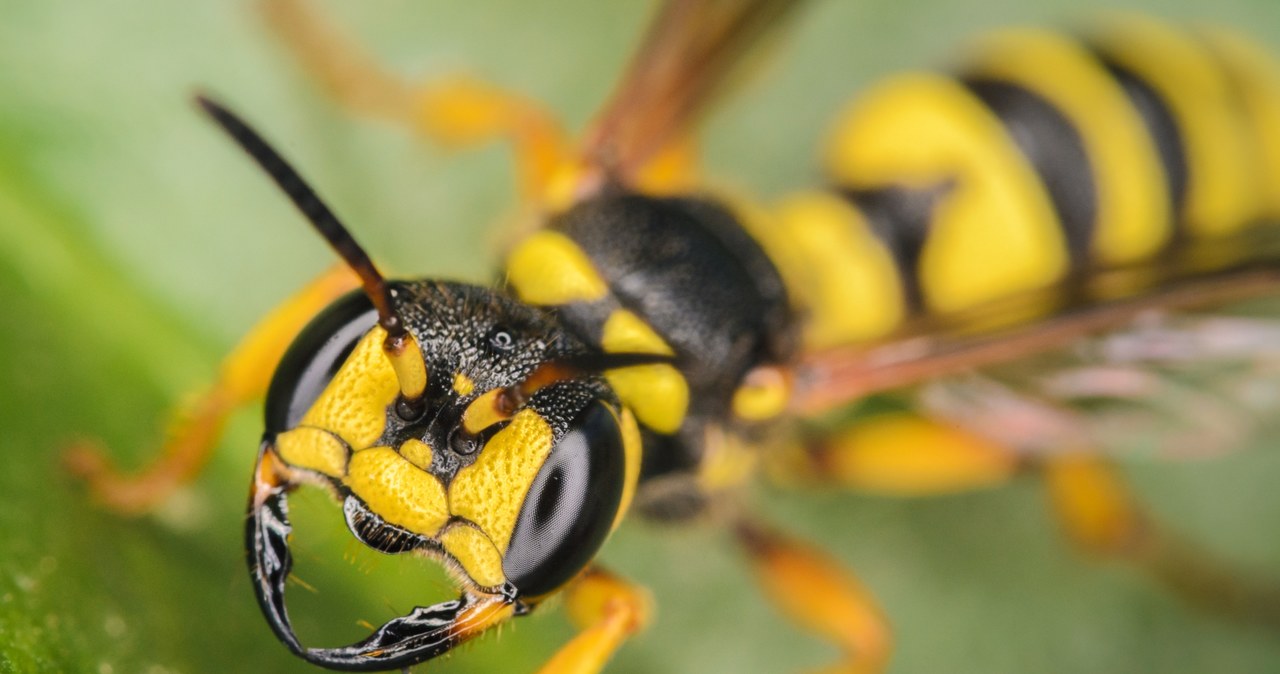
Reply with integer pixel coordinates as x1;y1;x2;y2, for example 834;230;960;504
774;16;1280;351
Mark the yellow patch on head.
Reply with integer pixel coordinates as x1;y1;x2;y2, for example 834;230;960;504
440;525;507;589
449;409;555;552
275;427;350;478
506;231;610;306
345;447;449;537
452;372;476;396
398;438;434;472
600;309;688;434
300;327;399;450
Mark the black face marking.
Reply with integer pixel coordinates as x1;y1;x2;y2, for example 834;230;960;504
502;401;626;598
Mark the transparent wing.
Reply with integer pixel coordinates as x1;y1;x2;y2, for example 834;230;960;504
916;308;1280;460
792;262;1280;460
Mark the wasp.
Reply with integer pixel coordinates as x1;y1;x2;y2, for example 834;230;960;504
64;0;1280;671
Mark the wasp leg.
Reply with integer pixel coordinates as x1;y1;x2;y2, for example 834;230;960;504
259;0;572;204
65;265;357;514
735;519;892;674
772;411;1024;496
533;568;652;674
1044;454;1280;628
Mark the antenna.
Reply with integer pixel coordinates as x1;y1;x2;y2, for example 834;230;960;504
197;95;427;403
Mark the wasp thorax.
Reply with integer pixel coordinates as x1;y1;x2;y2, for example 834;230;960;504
260;280;632;598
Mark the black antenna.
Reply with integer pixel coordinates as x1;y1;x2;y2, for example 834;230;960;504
195;94;406;340
197;95;428;403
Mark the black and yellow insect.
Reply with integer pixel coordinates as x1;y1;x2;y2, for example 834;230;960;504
60;0;1280;672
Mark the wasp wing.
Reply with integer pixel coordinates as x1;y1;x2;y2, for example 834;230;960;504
792;256;1280;459
580;0;804;188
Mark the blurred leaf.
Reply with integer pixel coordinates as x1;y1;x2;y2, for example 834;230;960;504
2;1;1280;673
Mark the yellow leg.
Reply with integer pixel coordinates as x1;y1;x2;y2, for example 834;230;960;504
260;0;572;204
771;412;1024;496
65;265;358;514
534;568;652;674
735;520;891;674
1044;454;1280;628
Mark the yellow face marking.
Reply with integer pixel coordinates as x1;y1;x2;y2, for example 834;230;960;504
300;327;399;449
731;365;791;422
399;438;434;472
506;231;610;306
769;191;905;349
827;72;1069;313
345;447;450;537
452;372;476;396
448;409;555;552
439;525;507;589
275;427;350;478
1092;13;1263;238
611;407;643;531
462;387;513;435
965;28;1172;265
600;309;688;434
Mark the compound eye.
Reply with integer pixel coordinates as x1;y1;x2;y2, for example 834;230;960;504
502;400;627;598
263;291;378;435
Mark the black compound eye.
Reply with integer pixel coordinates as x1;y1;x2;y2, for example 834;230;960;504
264;291;378;435
488;327;516;352
501;400;626;598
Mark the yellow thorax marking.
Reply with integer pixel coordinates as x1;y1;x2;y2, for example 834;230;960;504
600;309;689;434
506;231;610;306
731;365;791;422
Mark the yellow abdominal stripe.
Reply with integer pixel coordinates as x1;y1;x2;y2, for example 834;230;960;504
299;327;399;449
768;190;905;350
963;27;1172;264
827;72;1069;314
1091;13;1263;238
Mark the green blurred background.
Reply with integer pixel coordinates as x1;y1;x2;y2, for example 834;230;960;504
3;0;1280;672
